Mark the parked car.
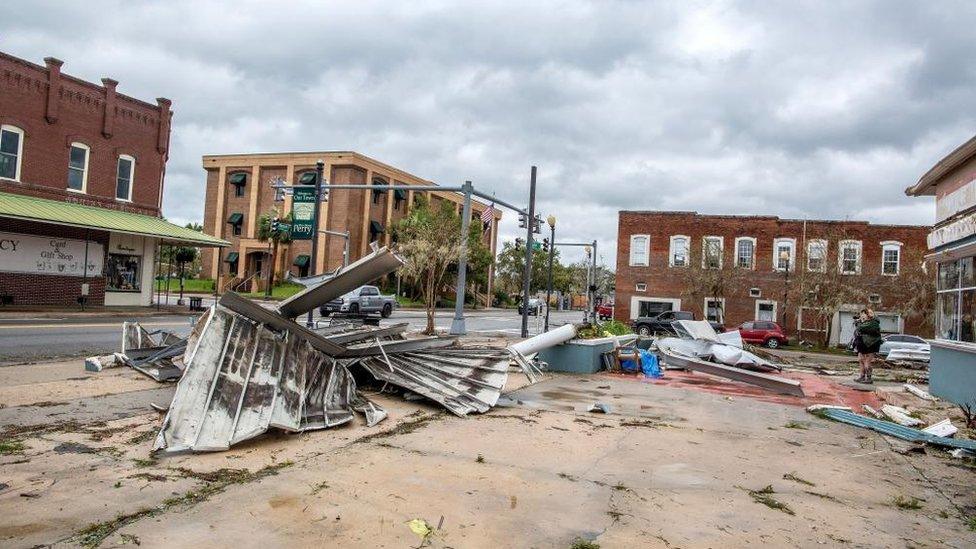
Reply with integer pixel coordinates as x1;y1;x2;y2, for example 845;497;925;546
631;311;724;336
597;304;614;321
319;285;397;318
878;334;930;357
737;321;788;348
518;298;544;316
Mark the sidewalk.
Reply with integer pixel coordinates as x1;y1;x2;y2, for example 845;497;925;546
0;305;191;319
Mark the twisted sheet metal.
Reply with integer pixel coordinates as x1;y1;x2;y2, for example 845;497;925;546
819;408;976;451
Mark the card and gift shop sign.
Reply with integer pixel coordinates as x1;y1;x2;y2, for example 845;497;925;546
0;231;103;277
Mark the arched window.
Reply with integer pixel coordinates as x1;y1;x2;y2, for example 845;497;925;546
0;125;25;181
67;142;90;193
116;154;135;201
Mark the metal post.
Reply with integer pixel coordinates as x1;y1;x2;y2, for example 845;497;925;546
306;159;325;327
544;220;555;332
81;229;89;311
343;231;350;268
450;180;474;335
591;240;598;323
521;167;537;338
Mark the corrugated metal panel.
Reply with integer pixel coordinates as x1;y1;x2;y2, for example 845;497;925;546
0;191;229;246
821;409;976;451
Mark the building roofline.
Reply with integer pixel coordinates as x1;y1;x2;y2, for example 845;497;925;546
906;134;976;197
0;51;167;114
619;210;928;229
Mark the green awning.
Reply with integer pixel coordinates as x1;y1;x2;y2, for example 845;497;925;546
298;172;317;185
293;254;310;267
0;191;229;247
229;173;247;185
224;252;239;263
227;212;243;225
394;188;407;200
369;220;384;234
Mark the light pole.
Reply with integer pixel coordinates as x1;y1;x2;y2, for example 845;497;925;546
520;167;537;338
306;160;325;328
544;215;556;332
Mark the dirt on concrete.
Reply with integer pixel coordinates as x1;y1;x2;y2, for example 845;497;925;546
0;354;974;548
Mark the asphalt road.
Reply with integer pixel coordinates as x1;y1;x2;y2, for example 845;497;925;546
0;307;584;365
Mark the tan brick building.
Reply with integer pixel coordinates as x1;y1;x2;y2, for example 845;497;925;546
200;151;502;297
615;211;930;345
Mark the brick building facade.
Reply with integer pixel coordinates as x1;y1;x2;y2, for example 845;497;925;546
615;211;931;345
0;50;225;307
200;152;501;301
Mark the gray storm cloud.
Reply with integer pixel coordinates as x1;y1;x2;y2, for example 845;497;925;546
3;0;972;266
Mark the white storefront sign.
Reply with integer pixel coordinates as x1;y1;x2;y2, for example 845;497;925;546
928;211;976;250
937;176;976;223
0;231;104;277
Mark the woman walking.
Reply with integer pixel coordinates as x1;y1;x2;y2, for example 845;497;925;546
854;308;882;384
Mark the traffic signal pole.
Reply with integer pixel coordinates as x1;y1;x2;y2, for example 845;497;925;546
449;181;474;335
306;160;325;328
520;167;537;339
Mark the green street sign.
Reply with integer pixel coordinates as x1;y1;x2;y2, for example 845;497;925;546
532;241;541;250
277;223;292;232
291;187;316;240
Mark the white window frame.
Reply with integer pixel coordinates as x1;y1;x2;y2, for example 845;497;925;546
629;234;650;267
67;142;90;194
749;287;761;298
0;124;25;182
734;236;756;269
635;283;647;292
838;239;862;275
704;297;726;323
755;299;778;322
772;237;796;272
668;235;690;267
116;154;135;202
629;296;681;320
702;236;723;269
880;240;902;276
806;239;827;273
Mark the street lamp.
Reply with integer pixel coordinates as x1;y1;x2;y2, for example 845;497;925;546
779;249;791;327
544;215;556;331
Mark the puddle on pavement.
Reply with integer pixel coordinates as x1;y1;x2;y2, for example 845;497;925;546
53;442;97;454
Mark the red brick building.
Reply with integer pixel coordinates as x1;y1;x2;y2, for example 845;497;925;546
0;51;225;307
615;211;931;345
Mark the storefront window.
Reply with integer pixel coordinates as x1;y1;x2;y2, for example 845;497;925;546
962;290;976;343
938;293;959;340
960;257;975;289
938;260;959;291
106;254;141;292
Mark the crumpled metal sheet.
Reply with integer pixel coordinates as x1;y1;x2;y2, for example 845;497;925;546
656;342;804;396
353;347;511;417
153;305;386;453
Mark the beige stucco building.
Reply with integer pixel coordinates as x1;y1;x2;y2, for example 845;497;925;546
200;151;501;298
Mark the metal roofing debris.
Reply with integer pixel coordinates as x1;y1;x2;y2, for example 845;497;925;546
276;246;404;318
656;341;804;396
815;408;976;451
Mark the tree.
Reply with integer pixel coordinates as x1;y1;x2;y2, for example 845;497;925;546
494;242;558;302
257;209;293;297
463;223;494;308
677;238;748;323
393;197;464;334
877;246;935;335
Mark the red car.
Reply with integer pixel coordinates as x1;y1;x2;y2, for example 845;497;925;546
597;304;614;321
737;321;788;348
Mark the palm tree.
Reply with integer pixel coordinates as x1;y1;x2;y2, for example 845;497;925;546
257;209;293;297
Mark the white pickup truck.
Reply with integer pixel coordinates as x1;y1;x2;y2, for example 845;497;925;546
319;285;397;318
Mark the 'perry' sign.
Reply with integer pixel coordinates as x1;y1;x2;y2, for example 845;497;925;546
290;186;316;240
0;231;104;277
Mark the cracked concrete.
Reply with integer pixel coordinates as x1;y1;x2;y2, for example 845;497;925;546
1;358;974;548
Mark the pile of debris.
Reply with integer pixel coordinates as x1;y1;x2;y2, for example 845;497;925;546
88;247;534;454
652;320;805;396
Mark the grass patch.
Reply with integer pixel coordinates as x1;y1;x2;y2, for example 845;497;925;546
0;440;27;455
570;539;600;549
154;278;215;293
475;454;485;463
353;412;445;444
241;282;304;300
557;472;578;482
890;495;923;510
968;516;976;531
742;485;795;515
72;461;295;548
310;481;329;495
127;430;156;445
784;421;809;430
782;472;815;487
131;458;157;468
804;490;842;503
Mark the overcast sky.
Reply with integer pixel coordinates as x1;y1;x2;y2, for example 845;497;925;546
4;1;974;267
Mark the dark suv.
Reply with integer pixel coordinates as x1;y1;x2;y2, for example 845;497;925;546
631;311;724;336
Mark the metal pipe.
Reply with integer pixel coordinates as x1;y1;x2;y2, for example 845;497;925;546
306;160;325;328
450;181;473;335
275;182;528;215
521;167;537;338
81;229;89;311
591;240;598;323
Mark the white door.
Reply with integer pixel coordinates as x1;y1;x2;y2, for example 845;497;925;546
838;311;856;345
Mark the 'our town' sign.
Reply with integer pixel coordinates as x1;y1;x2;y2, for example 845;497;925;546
0;231;104;277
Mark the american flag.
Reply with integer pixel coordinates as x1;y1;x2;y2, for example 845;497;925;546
480;203;495;233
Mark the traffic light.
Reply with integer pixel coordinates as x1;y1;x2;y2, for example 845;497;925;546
518;212;528;229
542;238;550;252
532;214;542;234
514;237;524;250
270;217;280;232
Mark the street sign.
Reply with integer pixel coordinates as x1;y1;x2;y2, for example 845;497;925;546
291;186;316;240
278;223;292;232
